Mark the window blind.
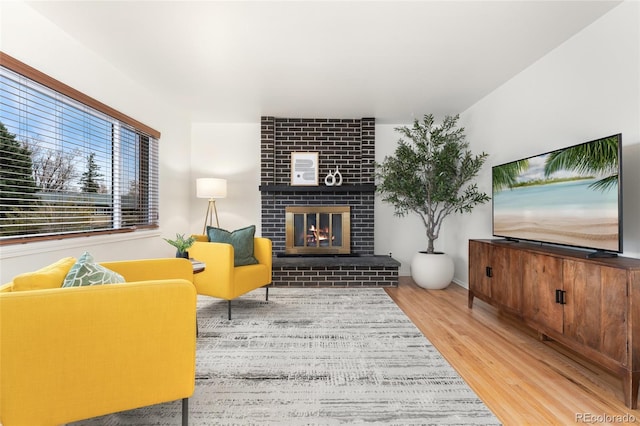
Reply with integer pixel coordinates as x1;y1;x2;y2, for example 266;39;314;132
0;55;159;244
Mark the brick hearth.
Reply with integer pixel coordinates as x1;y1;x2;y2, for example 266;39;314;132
260;116;399;287
272;255;400;287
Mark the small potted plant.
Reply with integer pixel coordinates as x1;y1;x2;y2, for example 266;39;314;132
376;114;490;289
164;233;196;259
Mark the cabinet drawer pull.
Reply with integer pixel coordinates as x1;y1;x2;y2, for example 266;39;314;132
486;266;493;277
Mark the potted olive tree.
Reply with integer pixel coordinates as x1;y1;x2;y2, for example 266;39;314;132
376;114;490;289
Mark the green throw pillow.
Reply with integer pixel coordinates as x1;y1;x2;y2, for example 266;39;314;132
207;225;258;266
62;251;125;287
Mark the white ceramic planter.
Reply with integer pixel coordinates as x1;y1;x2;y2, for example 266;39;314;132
410;251;455;290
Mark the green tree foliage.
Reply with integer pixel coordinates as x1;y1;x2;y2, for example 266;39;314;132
0;122;38;201
80;153;103;193
376;114;490;253
492;136;619;194
492;159;529;192
544;135;618;191
0;121;39;236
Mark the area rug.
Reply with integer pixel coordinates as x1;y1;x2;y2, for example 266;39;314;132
72;288;499;425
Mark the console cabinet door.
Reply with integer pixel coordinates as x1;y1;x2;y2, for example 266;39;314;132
468;241;522;314
522;252;563;333
563;260;627;365
469;240;492;299
490;245;523;313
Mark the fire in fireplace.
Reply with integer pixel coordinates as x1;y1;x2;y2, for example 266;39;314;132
285;206;351;255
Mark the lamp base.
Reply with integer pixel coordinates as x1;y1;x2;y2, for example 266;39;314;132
202;199;220;234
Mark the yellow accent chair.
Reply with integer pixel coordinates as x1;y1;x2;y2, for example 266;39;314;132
0;258;197;426
189;234;272;320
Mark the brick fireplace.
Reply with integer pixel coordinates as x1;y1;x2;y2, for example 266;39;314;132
260;116;399;287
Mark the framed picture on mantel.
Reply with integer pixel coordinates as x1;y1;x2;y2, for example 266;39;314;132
291;152;318;186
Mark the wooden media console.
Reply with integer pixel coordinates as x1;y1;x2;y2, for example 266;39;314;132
468;239;640;409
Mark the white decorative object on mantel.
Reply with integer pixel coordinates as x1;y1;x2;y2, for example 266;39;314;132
324;168;343;186
324;172;334;186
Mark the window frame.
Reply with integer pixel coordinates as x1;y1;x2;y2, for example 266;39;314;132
0;52;160;245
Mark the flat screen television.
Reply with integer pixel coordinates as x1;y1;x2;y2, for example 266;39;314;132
492;133;622;257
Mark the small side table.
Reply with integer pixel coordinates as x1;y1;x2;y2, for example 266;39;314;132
189;259;205;337
189;259;205;274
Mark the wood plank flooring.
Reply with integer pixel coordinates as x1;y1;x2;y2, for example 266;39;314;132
385;278;640;425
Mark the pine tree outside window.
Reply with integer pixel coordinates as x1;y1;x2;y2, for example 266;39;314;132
0;53;159;244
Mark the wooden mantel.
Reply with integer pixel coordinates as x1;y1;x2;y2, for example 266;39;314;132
259;184;376;193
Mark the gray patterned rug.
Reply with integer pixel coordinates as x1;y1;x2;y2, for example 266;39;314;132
72;288;499;425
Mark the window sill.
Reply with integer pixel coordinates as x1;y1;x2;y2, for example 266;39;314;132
0;229;161;260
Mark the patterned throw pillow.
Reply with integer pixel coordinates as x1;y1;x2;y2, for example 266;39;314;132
62;252;125;287
207;225;258;266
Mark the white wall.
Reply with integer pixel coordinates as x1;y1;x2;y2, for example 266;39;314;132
374;124;429;275
0;2;192;283
190;123;262;234
447;0;640;287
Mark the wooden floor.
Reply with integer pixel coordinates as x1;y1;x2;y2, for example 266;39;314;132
386;278;640;425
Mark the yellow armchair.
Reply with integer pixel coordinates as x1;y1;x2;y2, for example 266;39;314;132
189;234;272;320
0;258;197;426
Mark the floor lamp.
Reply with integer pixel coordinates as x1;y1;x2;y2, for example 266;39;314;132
196;178;227;234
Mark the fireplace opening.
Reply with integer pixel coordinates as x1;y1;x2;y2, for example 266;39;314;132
285;206;351;255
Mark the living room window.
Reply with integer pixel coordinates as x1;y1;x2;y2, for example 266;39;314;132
0;53;160;244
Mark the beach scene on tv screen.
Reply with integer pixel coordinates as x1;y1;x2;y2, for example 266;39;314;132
493;136;619;251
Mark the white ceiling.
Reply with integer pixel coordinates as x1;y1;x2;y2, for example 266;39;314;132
27;1;622;124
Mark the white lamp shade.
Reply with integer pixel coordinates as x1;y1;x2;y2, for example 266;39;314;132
197;178;227;199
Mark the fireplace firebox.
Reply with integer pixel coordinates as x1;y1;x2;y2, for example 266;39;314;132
285;206;351;255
